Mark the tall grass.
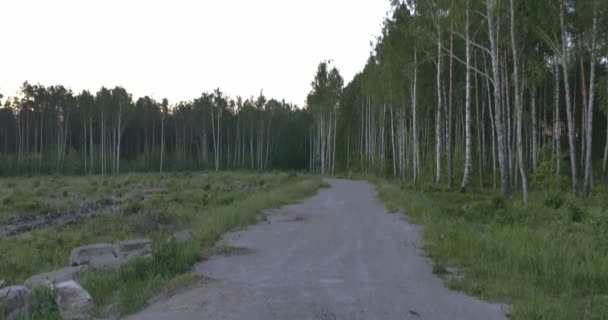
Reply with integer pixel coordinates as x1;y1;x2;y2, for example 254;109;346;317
77;175;323;316
374;180;608;319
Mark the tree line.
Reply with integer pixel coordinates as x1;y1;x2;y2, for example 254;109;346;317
2;0;608;200
309;0;607;200
0;84;311;175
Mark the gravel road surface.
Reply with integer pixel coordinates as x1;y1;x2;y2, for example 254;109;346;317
128;179;507;320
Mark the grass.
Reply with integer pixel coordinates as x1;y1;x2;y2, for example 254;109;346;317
0;171;323;318
372;178;608;319
2;286;62;320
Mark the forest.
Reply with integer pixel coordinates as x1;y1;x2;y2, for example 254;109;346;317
1;0;607;201
2;0;608;318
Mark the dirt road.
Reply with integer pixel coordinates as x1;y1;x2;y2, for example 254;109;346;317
129;179;507;320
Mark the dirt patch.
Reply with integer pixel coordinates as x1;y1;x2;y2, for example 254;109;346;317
278;214;310;223
0;197;119;237
128;188;167;201
290;215;308;222
202;245;255;260
0;188;168;237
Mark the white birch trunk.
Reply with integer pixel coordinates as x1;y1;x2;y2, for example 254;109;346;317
435;28;443;186
460;3;472;192
487;0;510;197
510;0;528;203
559;0;579;194
583;4;598;196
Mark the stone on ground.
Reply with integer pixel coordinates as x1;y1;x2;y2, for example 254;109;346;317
171;230;193;243
24;265;88;288
55;280;93;320
0;285;31;316
114;239;152;260
69;243;121;269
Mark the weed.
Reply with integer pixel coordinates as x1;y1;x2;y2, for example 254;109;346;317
567;202;585;223
2;196;13;206
2;172;323;317
9;286;61;320
544;191;565;209
126;207;175;234
432;261;449;275
123;201;143;216
374;179;608;319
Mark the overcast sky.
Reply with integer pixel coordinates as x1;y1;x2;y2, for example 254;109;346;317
0;0;390;106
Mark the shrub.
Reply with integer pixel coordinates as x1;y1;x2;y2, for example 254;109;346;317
544;191;565;209
567;202;585;223
490;194;505;209
123;201;143;216
421;182;435;193
127;207;175;234
2;196;14;206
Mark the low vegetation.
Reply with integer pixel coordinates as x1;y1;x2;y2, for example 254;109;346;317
373;178;608;319
0;171;323;317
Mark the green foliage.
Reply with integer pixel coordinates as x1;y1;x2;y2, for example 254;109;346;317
566;202;585;223
80;240;202;314
375;179;608;319
126;207;176;234
544;191;565;209
0;172;322;286
532;158;559;191
9;286;61;320
0;171;327;317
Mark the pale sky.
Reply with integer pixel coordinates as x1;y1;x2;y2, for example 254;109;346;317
0;0;390;106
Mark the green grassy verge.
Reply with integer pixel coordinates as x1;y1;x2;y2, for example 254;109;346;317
79;175;323;316
0;171;323;318
372;179;608;320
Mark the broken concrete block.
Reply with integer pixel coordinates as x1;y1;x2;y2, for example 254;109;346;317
114;238;152;260
69;243;120;269
171;230;193;243
55;280;93;320
0;285;31;316
24;265;88;288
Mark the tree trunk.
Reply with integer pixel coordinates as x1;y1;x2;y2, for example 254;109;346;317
412;48;420;183
448;23;454;189
559;0;579;195
390;102;396;177
531;91;538;172
510;0;528;203
160;112;165;173
435;28;443;186
487;0;510;197
460;4;472;193
583;4;598;197
555;64;562;186
579;39;587;173
332;111;337;174
603;79;608;182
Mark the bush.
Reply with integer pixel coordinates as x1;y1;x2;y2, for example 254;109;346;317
123;201;143;216
126;207;175;234
544;191;565;209
567;202;585;223
589;209;608;250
